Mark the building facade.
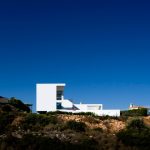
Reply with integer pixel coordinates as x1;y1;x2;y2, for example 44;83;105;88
36;83;120;116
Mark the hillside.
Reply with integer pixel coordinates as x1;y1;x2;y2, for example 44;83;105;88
0;109;150;150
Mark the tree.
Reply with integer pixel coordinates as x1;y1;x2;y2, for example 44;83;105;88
9;97;31;112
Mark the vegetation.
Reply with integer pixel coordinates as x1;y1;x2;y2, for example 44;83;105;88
47;111;96;116
0;112;15;134
20;113;58;131
1;104;13;112
65;120;86;132
121;108;148;116
0;134;99;150
9;97;31;112
117;118;150;150
0;97;150;150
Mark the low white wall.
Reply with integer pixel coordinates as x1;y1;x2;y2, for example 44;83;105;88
74;104;88;110
59;109;120;117
98;110;120;117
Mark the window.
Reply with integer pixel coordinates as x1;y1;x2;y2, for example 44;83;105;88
57;91;63;100
57;102;62;109
87;106;101;110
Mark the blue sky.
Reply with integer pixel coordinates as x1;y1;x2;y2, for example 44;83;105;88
0;0;150;111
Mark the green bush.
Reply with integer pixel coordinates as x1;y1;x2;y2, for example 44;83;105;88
21;113;57;130
20;134;65;150
74;112;96;116
0;112;15;133
65;120;86;132
0;134;98;150
0;134;64;150
79;138;98;150
47;111;73;115
9;97;31;112
1;104;13;112
46;111;96;116
127;118;145;130
121;108;148;117
117;119;150;150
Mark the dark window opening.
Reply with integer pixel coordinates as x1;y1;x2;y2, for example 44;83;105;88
57;102;62;109
57;91;63;100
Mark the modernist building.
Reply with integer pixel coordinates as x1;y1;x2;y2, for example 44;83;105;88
36;83;120;116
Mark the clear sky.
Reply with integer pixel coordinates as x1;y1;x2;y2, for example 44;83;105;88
0;0;150;111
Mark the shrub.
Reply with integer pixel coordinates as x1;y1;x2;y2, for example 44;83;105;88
21;113;57;131
121;108;148;117
47;111;96;116
117;119;150;149
98;115;120;120
79;138;98;150
9;97;31;112
0;134;20;150
74;112;96;116
0;134;99;150
93;127;103;132
47;111;73;115
0;112;15;133
66;120;86;132
20;134;64;150
0;134;66;150
127;118;145;130
1;104;13;112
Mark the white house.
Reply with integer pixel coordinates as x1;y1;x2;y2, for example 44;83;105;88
36;83;120;116
129;103;150;115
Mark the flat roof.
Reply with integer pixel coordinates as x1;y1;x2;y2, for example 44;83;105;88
36;83;66;86
75;104;102;106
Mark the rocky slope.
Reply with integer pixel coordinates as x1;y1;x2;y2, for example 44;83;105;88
0;112;149;150
57;114;125;133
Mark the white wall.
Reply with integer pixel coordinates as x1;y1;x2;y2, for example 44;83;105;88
61;99;73;108
74;104;103;111
36;84;57;112
74;104;87;110
87;106;101;110
60;109;120;116
98;110;120;116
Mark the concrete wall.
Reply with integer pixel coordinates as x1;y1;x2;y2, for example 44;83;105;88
74;104;88;110
36;84;57;112
60;109;120;116
98;110;120;116
61;99;73;108
74;104;103;111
